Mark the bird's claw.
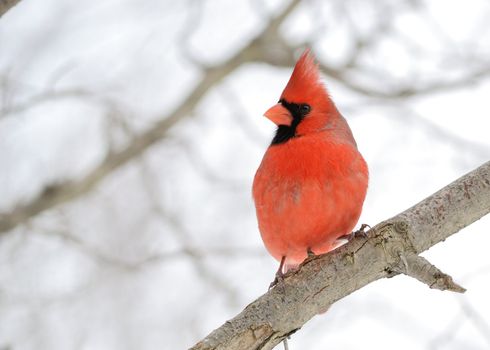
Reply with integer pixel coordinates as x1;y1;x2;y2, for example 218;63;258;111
339;223;371;242
269;272;284;290
354;223;371;238
307;247;316;258
269;256;286;290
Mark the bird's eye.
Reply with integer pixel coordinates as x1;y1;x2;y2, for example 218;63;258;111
300;104;311;115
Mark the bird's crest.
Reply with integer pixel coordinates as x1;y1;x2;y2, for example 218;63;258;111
280;49;325;103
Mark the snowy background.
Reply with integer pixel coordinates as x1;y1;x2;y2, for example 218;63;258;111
1;0;490;349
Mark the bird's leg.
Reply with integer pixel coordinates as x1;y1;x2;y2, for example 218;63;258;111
269;256;286;290
307;247;315;258
338;223;371;242
354;223;371;238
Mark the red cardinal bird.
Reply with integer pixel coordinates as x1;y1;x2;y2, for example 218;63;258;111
253;49;368;276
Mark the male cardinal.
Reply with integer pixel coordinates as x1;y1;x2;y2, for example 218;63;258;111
253;49;369;277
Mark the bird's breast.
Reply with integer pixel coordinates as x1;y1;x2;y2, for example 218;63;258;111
252;135;368;264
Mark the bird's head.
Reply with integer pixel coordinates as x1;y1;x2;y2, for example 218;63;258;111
264;49;338;145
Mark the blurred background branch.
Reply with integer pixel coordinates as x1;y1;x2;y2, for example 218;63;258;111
0;0;301;235
0;0;20;18
1;0;489;349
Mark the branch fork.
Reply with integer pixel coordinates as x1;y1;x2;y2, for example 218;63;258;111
372;220;465;293
392;252;466;293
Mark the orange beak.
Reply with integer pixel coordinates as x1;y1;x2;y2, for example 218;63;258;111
263;103;292;126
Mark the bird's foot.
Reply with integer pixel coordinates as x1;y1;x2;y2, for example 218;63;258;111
307;247;316;258
355;223;371;238
339;223;371;242
303;247;318;263
269;256;286;290
269;272;284;290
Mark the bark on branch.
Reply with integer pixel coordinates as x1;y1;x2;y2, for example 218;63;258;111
191;161;490;350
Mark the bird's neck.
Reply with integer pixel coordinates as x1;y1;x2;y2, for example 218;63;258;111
293;113;357;148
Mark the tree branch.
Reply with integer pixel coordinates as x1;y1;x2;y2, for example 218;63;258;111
190;161;490;350
0;0;20;18
260;51;490;99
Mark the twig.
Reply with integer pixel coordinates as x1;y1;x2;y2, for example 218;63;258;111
391;253;465;293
